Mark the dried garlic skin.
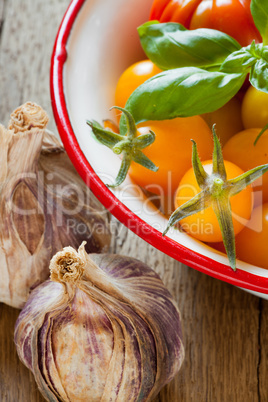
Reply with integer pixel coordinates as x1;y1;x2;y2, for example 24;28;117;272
8;101;49;133
15;244;184;402
0;103;111;308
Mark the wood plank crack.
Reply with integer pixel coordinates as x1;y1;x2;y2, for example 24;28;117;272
257;298;262;402
0;0;6;42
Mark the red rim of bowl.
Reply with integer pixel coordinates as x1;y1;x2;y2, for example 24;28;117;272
50;0;268;295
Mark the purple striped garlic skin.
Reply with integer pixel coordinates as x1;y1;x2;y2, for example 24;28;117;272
15;243;184;401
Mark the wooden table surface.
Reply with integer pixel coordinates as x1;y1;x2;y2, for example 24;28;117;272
1;1;268;401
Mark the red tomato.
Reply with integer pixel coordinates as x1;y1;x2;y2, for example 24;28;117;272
235;203;268;269
174;161;253;242
149;0;261;46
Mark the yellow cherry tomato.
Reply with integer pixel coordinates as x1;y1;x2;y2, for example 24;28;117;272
201;96;244;145
223;128;268;203
115;60;162;109
235;203;268;269
128;116;213;196
174;161;253;243
241;86;268;129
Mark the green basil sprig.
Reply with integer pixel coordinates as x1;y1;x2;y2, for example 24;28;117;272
120;0;268;129
251;0;268;45
138;22;241;71
220;41;268;91
122;68;246;125
219;42;262;74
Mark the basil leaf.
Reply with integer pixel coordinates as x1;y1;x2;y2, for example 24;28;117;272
220;48;256;74
121;68;246;127
250;58;268;92
138;22;241;71
251;0;268;45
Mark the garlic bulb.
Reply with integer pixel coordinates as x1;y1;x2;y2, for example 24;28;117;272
15;243;184;402
0;102;111;308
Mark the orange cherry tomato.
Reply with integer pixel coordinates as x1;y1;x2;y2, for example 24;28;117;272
114;60;162;109
223;128;268;204
103;119;119;132
150;0;261;46
174;161;253;242
201;96;244;145
128;116;213;196
241;86;268;129
235;203;268;269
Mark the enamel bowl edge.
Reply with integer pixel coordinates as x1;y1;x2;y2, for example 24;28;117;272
50;0;268;298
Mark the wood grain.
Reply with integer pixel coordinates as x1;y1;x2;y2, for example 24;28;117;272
0;1;268;401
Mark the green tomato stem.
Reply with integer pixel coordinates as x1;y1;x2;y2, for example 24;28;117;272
87;107;158;188
163;132;268;271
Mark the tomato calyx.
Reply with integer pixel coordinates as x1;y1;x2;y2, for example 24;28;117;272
87;107;158;188
163;126;268;271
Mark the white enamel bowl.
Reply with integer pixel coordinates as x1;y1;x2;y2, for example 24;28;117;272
50;0;268;298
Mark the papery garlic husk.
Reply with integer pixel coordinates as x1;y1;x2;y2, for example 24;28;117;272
15;243;184;402
0;102;111;308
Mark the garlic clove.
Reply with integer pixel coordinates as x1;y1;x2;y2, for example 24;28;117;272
12;180;45;255
15;244;184;401
0;124;12;184
0;103;111;308
42;128;64;153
